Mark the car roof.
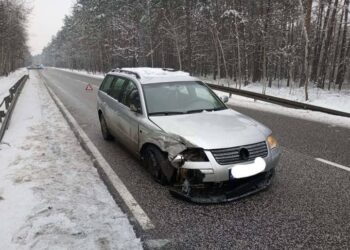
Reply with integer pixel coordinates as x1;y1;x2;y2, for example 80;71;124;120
107;67;199;84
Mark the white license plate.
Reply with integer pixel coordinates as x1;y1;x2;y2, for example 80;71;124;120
230;157;266;179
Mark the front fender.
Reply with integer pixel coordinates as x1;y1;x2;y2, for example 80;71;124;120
139;126;196;161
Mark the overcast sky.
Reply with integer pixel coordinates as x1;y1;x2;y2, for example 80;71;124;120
28;0;75;55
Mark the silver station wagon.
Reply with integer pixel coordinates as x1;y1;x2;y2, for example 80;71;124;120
97;68;281;203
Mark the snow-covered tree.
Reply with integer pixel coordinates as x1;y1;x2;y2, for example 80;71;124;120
41;0;350;97
0;0;29;76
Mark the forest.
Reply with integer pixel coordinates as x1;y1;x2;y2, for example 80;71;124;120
40;0;350;99
0;0;29;76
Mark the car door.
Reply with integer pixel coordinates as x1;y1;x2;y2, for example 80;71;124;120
105;77;127;139
98;75;115;125
118;80;143;154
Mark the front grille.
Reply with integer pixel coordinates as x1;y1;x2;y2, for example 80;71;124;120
210;141;268;165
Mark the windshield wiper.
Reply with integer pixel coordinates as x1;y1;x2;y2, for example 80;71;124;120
213;107;227;111
148;111;185;116
186;107;226;114
185;109;208;114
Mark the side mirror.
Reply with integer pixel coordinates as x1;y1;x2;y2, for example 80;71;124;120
220;96;229;103
130;104;141;113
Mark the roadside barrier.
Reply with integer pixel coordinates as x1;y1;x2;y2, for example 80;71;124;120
207;83;350;118
0;75;29;142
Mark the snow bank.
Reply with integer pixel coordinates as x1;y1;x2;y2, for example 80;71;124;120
0;72;142;249
204;77;350;113
214;90;350;129
0;68;28;101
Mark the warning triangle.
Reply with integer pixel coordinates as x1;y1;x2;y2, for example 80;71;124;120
85;84;93;91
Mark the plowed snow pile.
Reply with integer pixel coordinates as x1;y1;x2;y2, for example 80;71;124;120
0;71;142;249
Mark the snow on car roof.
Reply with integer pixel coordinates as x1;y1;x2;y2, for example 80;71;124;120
108;67;198;84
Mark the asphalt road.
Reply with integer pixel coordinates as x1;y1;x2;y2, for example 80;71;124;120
37;68;350;249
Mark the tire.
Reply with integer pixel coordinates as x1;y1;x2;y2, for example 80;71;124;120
143;145;172;185
99;114;113;141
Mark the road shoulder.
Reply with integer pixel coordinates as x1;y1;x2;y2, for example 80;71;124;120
0;71;142;249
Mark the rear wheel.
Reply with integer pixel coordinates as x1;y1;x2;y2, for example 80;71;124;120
99;114;113;141
143;146;171;185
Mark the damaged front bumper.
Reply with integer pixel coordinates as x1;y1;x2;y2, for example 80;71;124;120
175;146;281;183
169;147;281;203
141;129;281;203
170;168;275;203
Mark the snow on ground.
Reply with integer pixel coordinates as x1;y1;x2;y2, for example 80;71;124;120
203;77;350;113
0;71;142;250
214;90;350;129
0;68;28;101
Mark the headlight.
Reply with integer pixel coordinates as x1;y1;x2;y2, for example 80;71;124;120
182;148;209;162
267;135;278;149
171;148;208;168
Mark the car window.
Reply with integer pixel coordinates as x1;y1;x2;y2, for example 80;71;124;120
120;81;141;111
178;85;189;95
194;86;216;101
143;81;226;115
100;75;114;93
109;77;126;100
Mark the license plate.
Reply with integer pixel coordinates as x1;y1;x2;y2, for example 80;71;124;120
230;157;266;179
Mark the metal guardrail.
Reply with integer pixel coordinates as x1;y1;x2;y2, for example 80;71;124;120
207;83;350;118
0;75;29;142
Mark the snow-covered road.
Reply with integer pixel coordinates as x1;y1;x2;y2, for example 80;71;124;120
0;71;142;249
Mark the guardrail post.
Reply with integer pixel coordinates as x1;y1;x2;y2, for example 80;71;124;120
10;88;15;100
4;96;11;110
0;74;29;142
0;111;5;123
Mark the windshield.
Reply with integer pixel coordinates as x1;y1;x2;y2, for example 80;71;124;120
143;81;227;116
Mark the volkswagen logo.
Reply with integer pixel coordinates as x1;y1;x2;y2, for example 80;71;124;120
239;148;250;161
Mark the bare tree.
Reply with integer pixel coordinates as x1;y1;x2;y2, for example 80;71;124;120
41;0;350;93
0;0;29;76
335;0;350;90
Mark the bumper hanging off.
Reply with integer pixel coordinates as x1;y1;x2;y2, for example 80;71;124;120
169;169;275;204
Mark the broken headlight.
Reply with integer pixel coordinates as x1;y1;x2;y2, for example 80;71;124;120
171;148;209;168
267;135;278;149
182;148;209;162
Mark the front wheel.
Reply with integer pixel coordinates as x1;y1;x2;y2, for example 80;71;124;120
99;114;113;141
143;146;173;185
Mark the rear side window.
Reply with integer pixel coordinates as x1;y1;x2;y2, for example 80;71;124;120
120;81;139;107
109;77;126;100
100;75;114;93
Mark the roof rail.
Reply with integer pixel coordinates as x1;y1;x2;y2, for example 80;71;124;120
112;68;141;79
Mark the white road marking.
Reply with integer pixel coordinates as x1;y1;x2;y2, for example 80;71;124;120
315;158;350;172
41;76;155;230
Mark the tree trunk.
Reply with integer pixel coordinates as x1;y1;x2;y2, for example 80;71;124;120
234;16;242;89
316;0;338;88
185;0;192;73
311;0;325;81
299;0;312;101
328;4;344;89
335;0;349;89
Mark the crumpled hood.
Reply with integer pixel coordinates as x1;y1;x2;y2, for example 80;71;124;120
150;109;271;150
